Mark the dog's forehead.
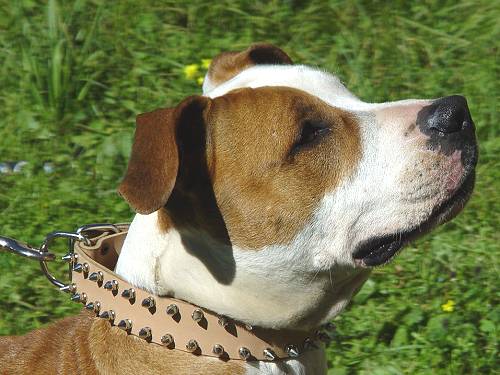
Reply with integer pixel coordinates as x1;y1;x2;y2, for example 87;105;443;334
205;64;368;111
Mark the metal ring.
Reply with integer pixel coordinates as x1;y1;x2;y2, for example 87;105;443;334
39;231;91;289
76;223;121;237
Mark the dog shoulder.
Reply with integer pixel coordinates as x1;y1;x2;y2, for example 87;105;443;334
0;310;99;374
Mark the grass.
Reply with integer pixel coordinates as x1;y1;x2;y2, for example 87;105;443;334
0;0;498;373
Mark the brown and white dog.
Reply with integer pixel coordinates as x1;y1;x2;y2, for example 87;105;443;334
0;44;477;374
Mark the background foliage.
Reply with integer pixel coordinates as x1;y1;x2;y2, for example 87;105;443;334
0;1;498;374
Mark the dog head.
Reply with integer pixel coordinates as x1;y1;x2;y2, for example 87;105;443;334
116;44;477;329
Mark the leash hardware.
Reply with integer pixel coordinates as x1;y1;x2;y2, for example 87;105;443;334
39;231;91;290
0;236;56;262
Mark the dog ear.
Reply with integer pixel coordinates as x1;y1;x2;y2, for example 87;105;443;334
203;43;293;93
118;96;210;214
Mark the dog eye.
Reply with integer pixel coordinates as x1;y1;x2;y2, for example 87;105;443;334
294;120;330;149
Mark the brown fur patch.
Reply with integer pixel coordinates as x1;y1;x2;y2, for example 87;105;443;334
0;311;245;375
163;87;361;250
207;43;293;89
118;96;210;215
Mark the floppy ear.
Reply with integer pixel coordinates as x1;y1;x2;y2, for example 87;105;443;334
118;96;210;214
203;43;293;93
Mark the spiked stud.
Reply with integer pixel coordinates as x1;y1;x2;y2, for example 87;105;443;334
186;339;199;353
263;348;277;361
239;347;251;360
141;296;155;309
121;288;136;301
104;280;119;292
139;327;152;341
212;344;224;357
71;292;87;304
100;310;115;323
60;283;76;294
62;253;78;263
74;263;89;274
88;271;103;283
245;324;253;331
285;344;300;358
218;316;229;328
80;292;87;304
85;301;100;314
192;309;204;322
73;263;83;273
117;319;132;332
166;304;178;316
161;334;174;347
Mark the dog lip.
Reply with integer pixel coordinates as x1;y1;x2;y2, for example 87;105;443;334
352;233;408;267
353;170;475;267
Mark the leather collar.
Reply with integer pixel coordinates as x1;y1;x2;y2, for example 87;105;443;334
69;225;324;362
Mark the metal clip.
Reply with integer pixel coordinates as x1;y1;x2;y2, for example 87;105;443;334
0;236;55;261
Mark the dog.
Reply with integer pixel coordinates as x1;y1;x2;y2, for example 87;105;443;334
0;44;477;374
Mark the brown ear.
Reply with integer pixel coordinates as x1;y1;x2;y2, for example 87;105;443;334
204;43;293;92
118;96;210;214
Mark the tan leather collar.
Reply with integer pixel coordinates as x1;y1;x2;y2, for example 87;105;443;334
69;225;323;362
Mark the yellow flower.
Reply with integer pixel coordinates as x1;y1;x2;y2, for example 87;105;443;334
201;58;212;69
197;76;204;86
183;64;199;80
441;299;455;312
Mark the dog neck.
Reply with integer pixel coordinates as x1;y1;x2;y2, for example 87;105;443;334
115;211;370;331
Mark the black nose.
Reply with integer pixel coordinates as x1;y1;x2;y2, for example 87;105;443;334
418;95;473;134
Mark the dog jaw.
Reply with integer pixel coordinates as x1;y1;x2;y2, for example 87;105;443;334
116;211;371;330
117;58;476;331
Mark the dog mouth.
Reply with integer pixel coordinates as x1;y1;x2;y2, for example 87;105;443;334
353;171;475;267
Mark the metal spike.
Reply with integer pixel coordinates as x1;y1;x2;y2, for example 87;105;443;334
62;253;78;263
80;292;87;304
166;304;178;316
73;263;89;274
285;344;300;358
104;280;119;292
85;301;101;314
239;347;251;360
88;271;103;283
186;339;199;352
60;283;76;294
121;288;136;301
263;348;277;361
191;309;204;322
141;296;155;309
304;338;319;350
117;319;132;331
245;324;253;331
73;263;83;273
161;334;174;346
139;327;152;341
212;344;225;357
100;310;115;323
218;316;229;328
85;302;94;311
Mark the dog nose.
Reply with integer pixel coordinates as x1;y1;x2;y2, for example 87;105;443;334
419;95;473;135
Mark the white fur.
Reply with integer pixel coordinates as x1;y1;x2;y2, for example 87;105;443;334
116;64;463;374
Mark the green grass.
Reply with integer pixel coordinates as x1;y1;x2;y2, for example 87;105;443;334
0;1;498;374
